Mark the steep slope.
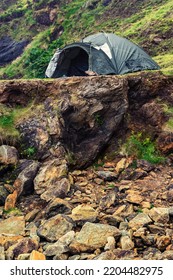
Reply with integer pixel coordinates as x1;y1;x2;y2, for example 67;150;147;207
0;0;173;78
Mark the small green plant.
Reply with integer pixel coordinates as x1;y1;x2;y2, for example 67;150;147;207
23;146;37;158
94;113;104;126
122;133;165;164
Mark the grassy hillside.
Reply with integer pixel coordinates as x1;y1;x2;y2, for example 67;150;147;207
0;0;173;78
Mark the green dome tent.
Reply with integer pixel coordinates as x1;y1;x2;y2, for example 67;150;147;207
45;32;160;78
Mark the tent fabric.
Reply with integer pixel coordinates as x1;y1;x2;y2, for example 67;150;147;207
45;32;160;78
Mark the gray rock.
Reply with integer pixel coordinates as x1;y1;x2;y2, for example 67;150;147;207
45;198;72;218
0;145;18;165
104;236;116;251
69;204;97;224
149;207;169;223
6;238;38;260
14;160;40;196
99;190;117;210
34;159;70;201
96;171;118;181
120;235;134;250
0;216;25;236
69;222;120;253
45;231;75;256
128;213;152;229
37;214;73;242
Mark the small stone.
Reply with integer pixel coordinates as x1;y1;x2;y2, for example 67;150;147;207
149;207;169;223
4;190;18;211
115;158;131;174
96;171;118;181
0;145;18;165
17;254;30;260
45;198;72;218
128;213;152;230
148;224;165;235
104;236;116;251
25;209;40;222
37;214;73;242
69;204;97;224
99;191;117;210
156;236;171;251
126;191;143;204
29;250;46;260
120;235;134;250
45;231;75;256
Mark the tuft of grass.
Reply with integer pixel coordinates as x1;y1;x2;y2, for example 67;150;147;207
122;133;165;164
0;103;34;144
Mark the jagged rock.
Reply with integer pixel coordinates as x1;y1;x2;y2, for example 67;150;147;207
0;145;18;165
99;191;117;210
126;190;143;204
128;213;152;229
6;237;38;260
37;214;73;242
104;236;116;251
0;216;25;235
69;204;97;224
29;250;46;260
0;36;28;66
45;231;75;256
96;171;118;181
25;209;40;222
34;159;70;201
143;247;162;260
0;236;23;249
156;236;171;251
149;207;169;223
157;132;173;154
69;222;120;253
4;190;18;211
41;178;71;202
148;224;166;235
115;158;132;174
14;160;40;196
120;235;135;250
45;198;72;218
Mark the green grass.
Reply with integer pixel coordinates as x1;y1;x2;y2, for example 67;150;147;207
0;0;173;78
0;103;34;144
122;133;165;164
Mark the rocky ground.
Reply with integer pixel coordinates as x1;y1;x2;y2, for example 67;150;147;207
0;147;173;260
0;73;173;260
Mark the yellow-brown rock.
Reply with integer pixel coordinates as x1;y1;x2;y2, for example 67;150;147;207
4;190;18;211
29;250;46;260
